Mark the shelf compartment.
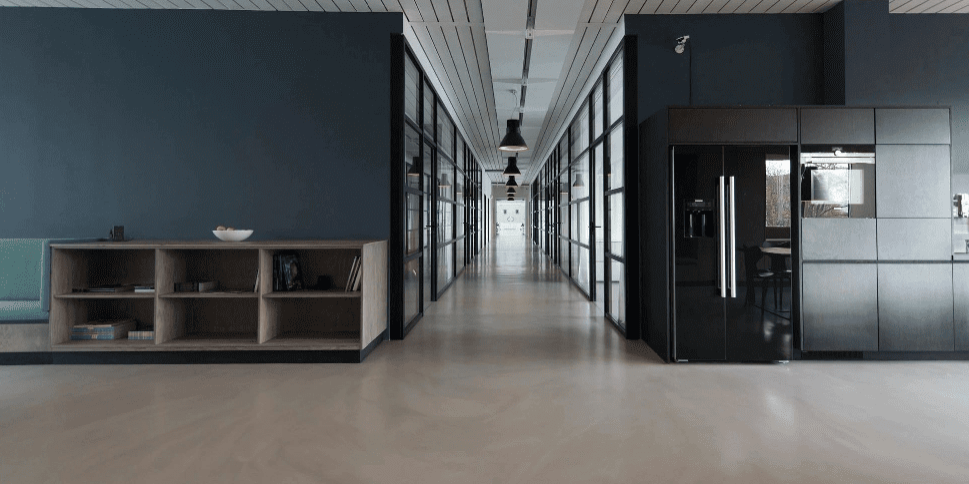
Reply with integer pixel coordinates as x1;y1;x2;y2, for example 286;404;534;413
263;248;360;293
56;293;156;299
52;338;157;352
52;248;155;296
262;290;361;299
259;298;361;344
262;331;360;350
49;298;156;345
161;291;258;299
158;298;258;345
157;249;259;296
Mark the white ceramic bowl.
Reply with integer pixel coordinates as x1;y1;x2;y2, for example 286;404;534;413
213;229;253;242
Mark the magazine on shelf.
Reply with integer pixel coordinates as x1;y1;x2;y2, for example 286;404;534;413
345;256;360;292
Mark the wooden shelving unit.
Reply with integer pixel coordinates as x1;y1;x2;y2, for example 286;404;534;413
49;240;387;362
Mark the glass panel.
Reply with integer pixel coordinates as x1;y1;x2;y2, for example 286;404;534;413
456;202;465;239
560;239;569;273
570;242;579;279
437;152;455;201
609;126;624;190
423;81;435;136
608;259;625;324
438;201;454;244
572;103;589;155
572;151;589;200
438;106;454;159
405;56;420;124
456;238;465;272
799;149;875;219
577;200;589;245
438;243;454;288
593;82;604;140
576;247;590;293
766;155;791;227
608;57;623;126
595;145;605;300
405;126;421;191
403;257;420;323
423;247;432;308
609;192;624;257
405;193;421;255
560;136;570;165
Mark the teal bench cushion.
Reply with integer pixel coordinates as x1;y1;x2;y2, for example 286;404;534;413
0;239;42;302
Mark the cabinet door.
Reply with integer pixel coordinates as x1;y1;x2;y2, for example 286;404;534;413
875;108;950;145
878;264;954;351
877;219;951;261
802;219;876;261
802;263;878;351
954;264;969;351
669;108;798;144
800;108;874;145
876;145;951;218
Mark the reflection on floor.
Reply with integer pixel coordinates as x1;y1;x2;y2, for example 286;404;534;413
2;243;968;483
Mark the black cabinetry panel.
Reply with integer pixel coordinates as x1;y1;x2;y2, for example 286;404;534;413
802;263;878;351
875;145;951;218
669;108;798;144
802;219;876;261
875;108;951;145
877;219;951;261
954;264;969;351
800;108;874;145
878;264;954;351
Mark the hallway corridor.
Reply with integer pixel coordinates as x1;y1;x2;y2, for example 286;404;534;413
2;242;969;483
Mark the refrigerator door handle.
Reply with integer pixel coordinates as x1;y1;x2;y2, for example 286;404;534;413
729;176;737;298
719;176;726;298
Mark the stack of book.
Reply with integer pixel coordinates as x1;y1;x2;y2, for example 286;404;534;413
128;327;155;341
75;284;134;293
345;256;364;292
70;319;137;340
134;284;154;294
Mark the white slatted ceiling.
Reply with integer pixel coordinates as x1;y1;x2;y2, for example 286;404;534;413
2;0;966;183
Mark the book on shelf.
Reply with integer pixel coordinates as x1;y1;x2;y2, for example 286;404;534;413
75;284;135;293
345;256;360;292
133;284;155;294
352;263;363;292
128;330;155;341
71;319;137;340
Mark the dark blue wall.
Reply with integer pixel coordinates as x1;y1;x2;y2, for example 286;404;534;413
624;14;824;124
0;9;401;241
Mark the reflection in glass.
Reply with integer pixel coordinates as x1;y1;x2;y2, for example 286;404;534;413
573;104;589;155
608;259;625;324
404;257;420;323
438;105;454;159
593;82;604;140
406;193;421;255
577;200;589;245
766;155;791;227
608;57;623;126
800;149;875;218
572;151;589;200
609;127;623;189
423;82;435;136
405;56;420;124
405;126;421;190
609;193;623;257
438;243;453;288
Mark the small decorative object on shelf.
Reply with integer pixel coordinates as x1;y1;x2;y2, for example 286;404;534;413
109;225;125;242
213;226;253;242
313;275;333;291
174;281;218;293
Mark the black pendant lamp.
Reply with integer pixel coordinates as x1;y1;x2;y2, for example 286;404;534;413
506;186;516;194
502;156;522;177
498;119;528;152
505;176;519;188
407;156;421;177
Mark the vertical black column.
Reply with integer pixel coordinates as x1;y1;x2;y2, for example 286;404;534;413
623;36;641;340
389;34;405;340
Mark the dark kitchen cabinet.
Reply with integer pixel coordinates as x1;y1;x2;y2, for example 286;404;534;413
801;219;876;261
802;263;878;351
875;108;951;145
800;108;874;145
954;264;969;351
876;219;951;261
878;263;954;351
669;108;798;144
875;145;951;218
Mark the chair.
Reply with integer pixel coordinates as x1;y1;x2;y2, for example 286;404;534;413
740;245;773;308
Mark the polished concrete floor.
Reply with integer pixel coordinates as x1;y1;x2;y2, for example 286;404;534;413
3;237;969;483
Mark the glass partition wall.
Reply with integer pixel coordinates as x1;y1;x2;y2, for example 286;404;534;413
392;40;484;339
533;40;636;335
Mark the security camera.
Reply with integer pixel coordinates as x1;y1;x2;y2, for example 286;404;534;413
675;35;690;54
